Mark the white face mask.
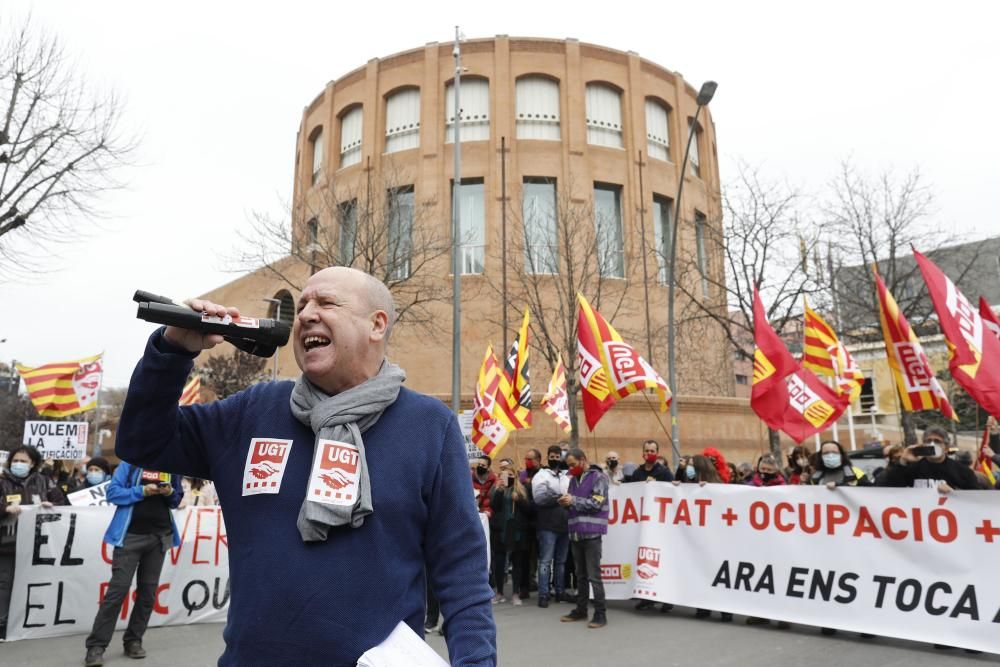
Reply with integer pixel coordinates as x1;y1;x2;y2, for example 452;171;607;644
821;453;842;469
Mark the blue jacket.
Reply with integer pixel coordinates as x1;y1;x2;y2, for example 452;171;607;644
116;329;496;667
103;461;183;548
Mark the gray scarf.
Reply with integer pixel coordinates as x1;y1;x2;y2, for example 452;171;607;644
289;360;406;541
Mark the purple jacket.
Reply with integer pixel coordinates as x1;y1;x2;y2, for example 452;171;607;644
567;465;609;540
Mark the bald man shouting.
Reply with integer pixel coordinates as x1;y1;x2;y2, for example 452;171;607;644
115;267;496;666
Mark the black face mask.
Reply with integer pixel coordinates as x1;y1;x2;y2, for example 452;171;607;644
760;472;775;481
607;460;619;470
549;459;562;469
476;466;488;476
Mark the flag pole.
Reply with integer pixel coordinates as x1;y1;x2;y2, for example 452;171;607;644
827;376;840;442
639;391;673;446
450;26;463;416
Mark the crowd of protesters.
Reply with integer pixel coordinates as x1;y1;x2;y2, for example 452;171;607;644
458;418;1000;644
0;444;216;656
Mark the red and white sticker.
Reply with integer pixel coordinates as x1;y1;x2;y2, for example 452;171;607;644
306;440;360;507
242;438;293;495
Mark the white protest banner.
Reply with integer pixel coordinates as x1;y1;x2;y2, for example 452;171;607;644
66;481;111;507
22;421;89;459
601;483;1000;654
6;506;229;641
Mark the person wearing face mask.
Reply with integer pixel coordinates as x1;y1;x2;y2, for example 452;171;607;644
784;446;812;485
747;454;787;487
624;440;673;483
471;455;499;519
809;441;871;489
490;459;532;605
558;449;610;629
0;445;69;639
603;451;624;485
531;445;572;608
875;426;976;492
80;457;113;489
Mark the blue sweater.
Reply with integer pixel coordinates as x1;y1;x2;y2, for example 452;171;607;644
117;330;496;666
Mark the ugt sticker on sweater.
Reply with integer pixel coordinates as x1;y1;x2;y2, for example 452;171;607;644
307;440;360;506
242;438;293;495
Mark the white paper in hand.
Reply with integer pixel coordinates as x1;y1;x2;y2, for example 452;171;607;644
356;621;449;667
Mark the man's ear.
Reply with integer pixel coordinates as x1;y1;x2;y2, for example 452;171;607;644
370;310;389;341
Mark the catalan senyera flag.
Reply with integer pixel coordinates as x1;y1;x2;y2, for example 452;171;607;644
471;345;510;456
801;297;864;401
980;297;1000;342
576;294;671;431
751;288;848;443
16;354;103;418
496;308;532;430
179;376;202;406
914;250;1000;419
979;425;997;487
541;355;572;434
873;267;956;420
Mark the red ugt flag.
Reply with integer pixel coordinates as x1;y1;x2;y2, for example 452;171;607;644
751;288;848;443
914;250;1000;418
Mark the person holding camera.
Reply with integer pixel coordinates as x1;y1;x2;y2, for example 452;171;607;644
490;459;532;606
84;462;183;667
876;425;978;492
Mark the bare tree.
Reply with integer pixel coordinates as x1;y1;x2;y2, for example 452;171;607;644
231;160;452;331
673;162;823;456
202;349;267;400
822;161;984;443
488;177;638;444
0;18;134;280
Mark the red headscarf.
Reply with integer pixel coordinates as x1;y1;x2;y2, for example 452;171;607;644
702;446;731;483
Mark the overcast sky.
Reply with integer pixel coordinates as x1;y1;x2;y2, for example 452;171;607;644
2;0;997;387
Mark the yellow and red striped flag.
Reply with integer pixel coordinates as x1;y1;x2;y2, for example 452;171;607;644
576;294;671;431
979;425;997;487
873;268;956;420
496;308;532;430
16;354;103;417
471;345;510;456
179;376;202;406
801;297;863;401
541;355;572;434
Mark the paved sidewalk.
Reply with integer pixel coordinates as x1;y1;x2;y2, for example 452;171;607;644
2;600;996;665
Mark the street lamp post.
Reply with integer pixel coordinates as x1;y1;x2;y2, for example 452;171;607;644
262;298;282;381
451;26;463;416
666;80;717;466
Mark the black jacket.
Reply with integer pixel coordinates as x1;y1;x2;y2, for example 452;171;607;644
625;462;673;483
875;458;979;490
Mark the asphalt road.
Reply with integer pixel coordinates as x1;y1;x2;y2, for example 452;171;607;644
2;600;996;666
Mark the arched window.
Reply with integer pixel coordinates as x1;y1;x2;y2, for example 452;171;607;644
339;106;363;167
585;83;623;148
645;99;671;161
688;119;703;178
445;78;489;143
268;290;295;326
385;88;420;154
516;76;560;140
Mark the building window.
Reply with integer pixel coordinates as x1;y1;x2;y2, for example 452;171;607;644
859;376;876;413
593;183;624;278
516;76;560;141
688;119;702;178
337;200;358;265
452;178;485;274
387;187;414;280
695;211;709;297
309;128;323;185
445;78;489;143
585;83;623;148
385;88;420;154
652;194;673;283
268;290;295;326
735;374;749;386
523;178;557;274
340;106;363;168
645;99;671;162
